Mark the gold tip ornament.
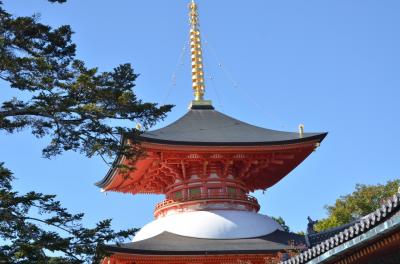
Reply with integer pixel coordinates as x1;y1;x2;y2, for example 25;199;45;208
188;0;205;102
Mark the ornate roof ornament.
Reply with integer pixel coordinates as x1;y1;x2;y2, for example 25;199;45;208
188;0;212;108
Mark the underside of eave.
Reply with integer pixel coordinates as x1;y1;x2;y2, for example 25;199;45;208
95;134;131;189
246;145;317;191
95;133;327;193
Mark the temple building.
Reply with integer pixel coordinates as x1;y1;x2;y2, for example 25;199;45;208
281;193;400;264
96;1;399;264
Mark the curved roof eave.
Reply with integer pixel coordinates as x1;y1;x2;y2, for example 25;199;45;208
95;109;328;190
95;132;326;189
102;229;305;255
95;134;129;189
136;132;327;147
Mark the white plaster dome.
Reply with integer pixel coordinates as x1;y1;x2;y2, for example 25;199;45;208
132;210;283;242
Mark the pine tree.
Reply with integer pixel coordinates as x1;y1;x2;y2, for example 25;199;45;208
0;1;172;262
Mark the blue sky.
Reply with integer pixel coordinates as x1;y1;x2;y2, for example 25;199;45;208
1;0;399;233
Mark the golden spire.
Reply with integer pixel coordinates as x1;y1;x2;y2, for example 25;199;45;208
189;0;207;103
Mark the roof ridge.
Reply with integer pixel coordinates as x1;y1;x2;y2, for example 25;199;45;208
280;193;400;264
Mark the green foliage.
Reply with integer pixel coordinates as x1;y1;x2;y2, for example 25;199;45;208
0;0;172;263
0;162;138;264
314;179;400;232
0;1;173;160
272;216;290;232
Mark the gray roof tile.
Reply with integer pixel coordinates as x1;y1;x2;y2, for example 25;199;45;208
136;109;327;146
280;193;400;264
104;230;306;255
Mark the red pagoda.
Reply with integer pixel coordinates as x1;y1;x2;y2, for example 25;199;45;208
98;1;327;263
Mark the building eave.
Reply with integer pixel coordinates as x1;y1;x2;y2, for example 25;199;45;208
280;193;400;264
95;131;326;191
102;230;306;256
95;134;129;189
136;132;328;147
306;214;400;264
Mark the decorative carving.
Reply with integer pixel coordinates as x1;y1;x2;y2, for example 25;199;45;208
222;160;232;178
307;216;319;234
109;144;316;195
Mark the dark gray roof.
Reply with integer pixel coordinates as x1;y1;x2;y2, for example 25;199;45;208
306;220;359;247
281;193;400;264
135;109;327;146
104;230;306;255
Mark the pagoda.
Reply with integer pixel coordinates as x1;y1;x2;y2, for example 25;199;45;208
98;1;327;263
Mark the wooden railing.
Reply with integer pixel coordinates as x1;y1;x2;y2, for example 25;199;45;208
154;193;259;213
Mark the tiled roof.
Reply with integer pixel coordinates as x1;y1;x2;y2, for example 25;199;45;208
136;109;327;146
280;193;400;264
104;230;306;255
306;220;358;247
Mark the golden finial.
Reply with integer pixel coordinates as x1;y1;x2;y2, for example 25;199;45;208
189;0;199;29
188;0;207;103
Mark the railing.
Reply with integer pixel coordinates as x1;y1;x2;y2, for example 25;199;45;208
154;193;260;214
